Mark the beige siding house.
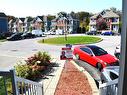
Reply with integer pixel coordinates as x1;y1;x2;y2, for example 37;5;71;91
89;10;119;32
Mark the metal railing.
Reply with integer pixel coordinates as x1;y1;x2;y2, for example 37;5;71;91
99;79;118;95
0;70;43;95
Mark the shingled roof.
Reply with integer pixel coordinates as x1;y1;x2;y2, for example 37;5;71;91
90;10;119;19
102;10;119;18
0;12;7;17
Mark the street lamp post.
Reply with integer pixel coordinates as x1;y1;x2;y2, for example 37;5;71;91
64;18;68;41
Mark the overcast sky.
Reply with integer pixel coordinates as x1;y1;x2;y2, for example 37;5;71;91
0;0;122;17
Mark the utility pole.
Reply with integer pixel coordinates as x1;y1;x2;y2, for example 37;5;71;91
117;0;127;95
64;18;67;41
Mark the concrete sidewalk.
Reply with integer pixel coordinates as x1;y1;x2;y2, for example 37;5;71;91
39;59;99;95
39;59;65;95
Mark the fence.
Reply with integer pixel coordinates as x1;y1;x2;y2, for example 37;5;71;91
99;79;118;95
0;70;43;95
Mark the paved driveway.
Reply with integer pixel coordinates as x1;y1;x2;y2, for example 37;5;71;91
0;37;64;70
0;35;120;70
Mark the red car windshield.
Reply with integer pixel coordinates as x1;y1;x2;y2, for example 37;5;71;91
83;45;108;56
88;46;108;56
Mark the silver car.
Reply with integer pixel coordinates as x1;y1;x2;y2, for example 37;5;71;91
99;66;119;95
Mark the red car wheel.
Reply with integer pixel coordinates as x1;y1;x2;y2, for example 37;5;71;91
75;54;80;60
96;63;102;71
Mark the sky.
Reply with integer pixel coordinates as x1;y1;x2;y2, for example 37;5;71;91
0;0;122;17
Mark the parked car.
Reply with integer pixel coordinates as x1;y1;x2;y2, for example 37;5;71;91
86;31;97;35
7;32;23;41
114;44;120;59
44;30;56;35
31;30;43;37
21;32;36;39
101;30;114;35
100;66;119;95
73;45;119;71
101;66;119;83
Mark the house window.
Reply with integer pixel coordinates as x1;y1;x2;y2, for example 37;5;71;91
112;18;118;22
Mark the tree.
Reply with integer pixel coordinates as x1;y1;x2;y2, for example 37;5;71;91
96;18;108;30
57;12;67;17
47;15;56;21
7;15;16;21
76;11;90;21
110;7;117;13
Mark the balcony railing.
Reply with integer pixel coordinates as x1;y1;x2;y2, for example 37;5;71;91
0;70;43;95
99;79;118;95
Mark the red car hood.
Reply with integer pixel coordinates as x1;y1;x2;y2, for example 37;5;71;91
96;54;117;64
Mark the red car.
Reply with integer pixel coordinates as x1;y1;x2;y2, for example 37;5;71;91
73;45;119;71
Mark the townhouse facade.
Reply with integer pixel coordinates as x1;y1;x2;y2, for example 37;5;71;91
8;16;48;32
0;12;8;33
89;10;120;32
51;13;79;34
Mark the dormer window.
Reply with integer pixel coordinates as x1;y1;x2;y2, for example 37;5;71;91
101;11;106;15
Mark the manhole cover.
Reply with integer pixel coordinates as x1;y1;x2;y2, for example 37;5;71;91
32;49;38;51
11;49;18;52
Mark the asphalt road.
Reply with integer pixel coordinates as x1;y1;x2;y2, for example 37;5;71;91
0;35;120;71
0;36;64;70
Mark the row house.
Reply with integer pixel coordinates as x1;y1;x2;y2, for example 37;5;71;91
51;13;79;34
8;16;48;32
89;10;119;32
0;12;8;33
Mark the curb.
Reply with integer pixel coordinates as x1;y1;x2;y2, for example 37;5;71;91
70;60;99;95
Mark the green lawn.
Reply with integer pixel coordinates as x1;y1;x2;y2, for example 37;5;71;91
38;36;102;45
0;39;6;42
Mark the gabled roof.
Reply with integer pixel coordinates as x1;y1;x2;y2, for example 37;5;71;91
19;18;25;22
90;10;119;19
102;10;119;18
90;14;99;19
37;16;44;21
0;12;7;17
24;17;33;23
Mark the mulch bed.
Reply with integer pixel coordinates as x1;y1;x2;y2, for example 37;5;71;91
54;61;92;95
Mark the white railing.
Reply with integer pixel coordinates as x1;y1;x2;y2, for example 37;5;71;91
99;79;118;95
0;70;43;95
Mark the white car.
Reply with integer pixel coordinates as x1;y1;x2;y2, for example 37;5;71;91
32;30;43;37
44;30;55;35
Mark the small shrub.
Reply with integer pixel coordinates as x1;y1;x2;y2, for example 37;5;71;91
14;62;32;79
14;51;51;80
25;51;51;66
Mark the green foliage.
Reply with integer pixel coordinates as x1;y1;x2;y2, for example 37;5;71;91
14;51;51;80
47;15;56;21
76;11;91;21
38;36;102;45
0;77;12;95
25;51;51;66
14;62;32;79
